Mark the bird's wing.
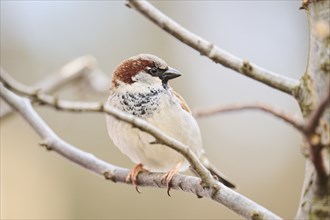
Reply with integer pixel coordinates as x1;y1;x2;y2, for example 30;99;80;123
172;90;191;113
172;89;235;188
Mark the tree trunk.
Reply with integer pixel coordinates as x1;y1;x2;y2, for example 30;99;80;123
295;0;330;219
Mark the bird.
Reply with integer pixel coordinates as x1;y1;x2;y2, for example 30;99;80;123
105;54;235;194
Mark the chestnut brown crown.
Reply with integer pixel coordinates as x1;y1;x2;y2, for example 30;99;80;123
111;54;181;88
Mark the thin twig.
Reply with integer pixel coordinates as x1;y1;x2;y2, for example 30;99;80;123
127;0;300;96
0;83;282;220
193;97;330;179
0;56;109;118
194;103;306;134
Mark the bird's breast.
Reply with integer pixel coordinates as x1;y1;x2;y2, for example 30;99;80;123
110;88;165;118
106;87;203;172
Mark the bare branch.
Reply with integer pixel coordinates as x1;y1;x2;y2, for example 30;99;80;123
127;0;300;96
194;103;306;134
0;56;109;118
193;90;329;182
193;96;330;180
0;77;282;220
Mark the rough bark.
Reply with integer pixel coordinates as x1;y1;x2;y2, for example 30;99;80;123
295;0;330;219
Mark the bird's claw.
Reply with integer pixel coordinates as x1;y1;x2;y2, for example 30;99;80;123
161;162;182;196
126;163;145;193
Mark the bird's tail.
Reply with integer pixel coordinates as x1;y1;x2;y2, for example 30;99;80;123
192;155;236;188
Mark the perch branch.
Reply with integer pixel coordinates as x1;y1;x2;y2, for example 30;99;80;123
0;82;282;220
0;69;214;187
0;56;109;118
127;0;300;96
193;103;305;134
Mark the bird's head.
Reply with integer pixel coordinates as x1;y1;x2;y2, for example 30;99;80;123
111;54;181;89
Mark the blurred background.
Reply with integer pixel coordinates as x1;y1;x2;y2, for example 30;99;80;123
1;1;308;219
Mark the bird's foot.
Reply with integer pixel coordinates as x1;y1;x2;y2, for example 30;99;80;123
161;162;182;196
126;163;145;193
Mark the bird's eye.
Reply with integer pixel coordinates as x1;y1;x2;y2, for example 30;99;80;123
147;67;158;75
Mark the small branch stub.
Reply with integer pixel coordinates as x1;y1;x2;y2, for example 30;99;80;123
39;139;53;151
241;60;253;74
103;171;117;183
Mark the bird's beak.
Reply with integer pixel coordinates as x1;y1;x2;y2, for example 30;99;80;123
161;67;181;82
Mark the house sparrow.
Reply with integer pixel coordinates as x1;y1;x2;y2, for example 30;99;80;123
106;54;235;194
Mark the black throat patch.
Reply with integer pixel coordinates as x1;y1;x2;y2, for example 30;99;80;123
115;88;164;118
